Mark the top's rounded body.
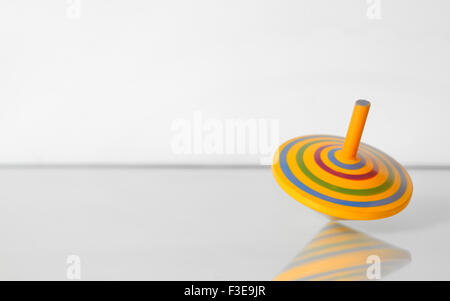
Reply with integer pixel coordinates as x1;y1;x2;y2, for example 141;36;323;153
272;101;413;220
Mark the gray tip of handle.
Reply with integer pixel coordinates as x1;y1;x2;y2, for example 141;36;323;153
356;99;371;106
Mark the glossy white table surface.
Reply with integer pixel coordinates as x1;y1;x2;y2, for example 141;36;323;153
0;167;447;280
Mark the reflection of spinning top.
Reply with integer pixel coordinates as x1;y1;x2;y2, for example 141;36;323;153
272;100;413;220
273;222;411;281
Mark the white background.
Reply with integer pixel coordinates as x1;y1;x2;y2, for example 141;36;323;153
1;0;449;165
0;1;449;281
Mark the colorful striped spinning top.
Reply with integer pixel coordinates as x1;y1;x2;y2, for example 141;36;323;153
272;100;413;220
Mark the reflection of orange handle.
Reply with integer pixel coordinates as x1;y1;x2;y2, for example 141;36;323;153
340;100;371;161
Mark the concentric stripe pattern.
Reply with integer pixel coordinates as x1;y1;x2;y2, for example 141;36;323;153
272;135;413;219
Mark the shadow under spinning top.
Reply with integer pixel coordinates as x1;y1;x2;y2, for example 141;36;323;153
273;221;411;281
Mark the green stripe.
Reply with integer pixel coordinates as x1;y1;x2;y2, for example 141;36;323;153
295;140;394;196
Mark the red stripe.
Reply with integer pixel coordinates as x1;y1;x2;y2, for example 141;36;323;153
314;145;378;180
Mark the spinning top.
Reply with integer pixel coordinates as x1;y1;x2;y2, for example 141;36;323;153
273;222;411;281
272;100;413;220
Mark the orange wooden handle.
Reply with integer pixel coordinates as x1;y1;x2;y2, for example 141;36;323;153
340;100;370;162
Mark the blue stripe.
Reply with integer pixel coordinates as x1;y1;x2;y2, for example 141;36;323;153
328;148;366;170
279;136;407;207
